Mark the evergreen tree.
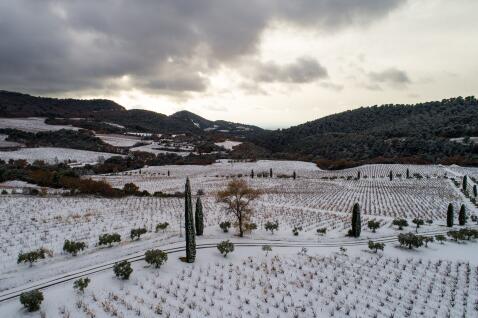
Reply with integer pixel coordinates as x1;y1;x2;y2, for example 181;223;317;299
458;204;466;226
195;197;204;236
351;203;361;237
269;168;273;178
389;170;393;181
447;203;454;227
293;171;296;180
463;175;467;192
251;169;254;178
406;168;410;179
357;171;361;180
474;184;477;197
184;178;196;262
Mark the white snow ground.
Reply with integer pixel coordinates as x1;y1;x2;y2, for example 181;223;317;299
0;147;121;164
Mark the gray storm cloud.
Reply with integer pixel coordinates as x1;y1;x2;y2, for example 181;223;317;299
254;57;328;83
0;0;405;95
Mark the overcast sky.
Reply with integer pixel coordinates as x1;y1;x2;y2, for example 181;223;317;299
1;0;477;128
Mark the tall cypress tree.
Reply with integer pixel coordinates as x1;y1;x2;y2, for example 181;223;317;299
406;168;410;179
474;184;477;197
447;203;454;227
351;203;361;238
184;178;196;262
251;169;254;179
389;171;393;181
195;197;204;236
293;171;296;180
463;175;468;192
458;204;466;226
357;171;361;180
269;168;273;178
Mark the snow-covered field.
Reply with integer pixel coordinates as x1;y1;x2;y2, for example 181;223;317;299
95;134;143;147
0;147;120;164
0;134;23;148
214;140;242;150
0;117;78;132
1;161;477;317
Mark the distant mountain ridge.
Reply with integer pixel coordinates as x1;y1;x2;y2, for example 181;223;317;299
0;90;263;135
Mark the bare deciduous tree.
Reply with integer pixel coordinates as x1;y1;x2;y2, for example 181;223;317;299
216;179;261;237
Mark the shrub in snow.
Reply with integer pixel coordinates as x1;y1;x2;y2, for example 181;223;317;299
19;290;43;312
244;222;257;233
217;240;234;257
262;245;272;256
398;233;424;249
17;248;47;266
292;226;302;236
130;227;147;240
98;233;121;247
423;236;434;247
155;222;169;232
316;227;327;235
123;182;139;195
264;221;279;234
392;218;408;230
367;220;380;233
114;260;133;280
412;218;424;232
219;221;231;233
73;277;90;293
435;234;446;244
368;241;385;253
145;249;168;268
63;239;86;256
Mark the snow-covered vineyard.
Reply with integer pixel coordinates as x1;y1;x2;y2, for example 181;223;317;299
1;160;478;317
60;253;478;318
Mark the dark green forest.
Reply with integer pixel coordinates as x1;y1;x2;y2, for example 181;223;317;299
248;96;478;168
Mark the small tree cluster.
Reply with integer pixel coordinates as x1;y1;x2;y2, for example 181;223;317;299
155;222;169;232
19;290;44;312
368;241;385;253
130;227;147;240
217;240;234;257
392;218;408;230
98;233;121;246
264;221;279;234
447;228;478;241
63;240;86;256
145;249;168;268
113;260;133;279
73;277;90;293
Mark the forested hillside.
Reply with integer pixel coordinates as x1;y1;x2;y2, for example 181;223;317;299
249;97;478;168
